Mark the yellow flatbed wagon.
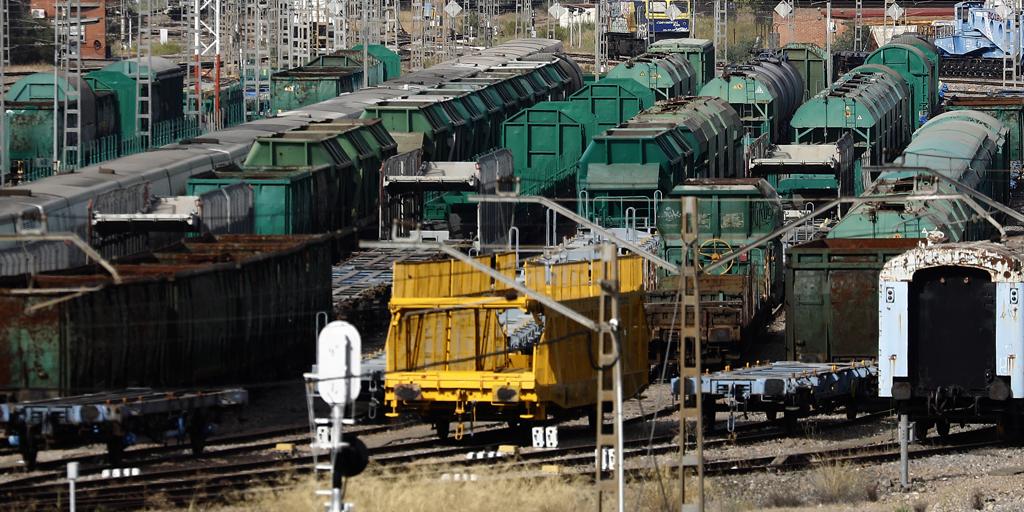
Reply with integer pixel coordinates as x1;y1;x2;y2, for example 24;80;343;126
384;252;651;437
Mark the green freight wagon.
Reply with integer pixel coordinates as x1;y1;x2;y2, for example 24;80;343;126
361;99;455;161
865;42;937;127
284;123;397;225
187;168;320;234
242;134;356;229
501;100;600;197
431;83;508;151
606;52;698;100
647;38;716;87
699;55;803;143
270;51;375;114
790;65;913;166
945;95;1024;171
785;238;920;362
634;97;745;180
577;124;687;227
781;43;829;101
565;78;655;132
890;34;942;104
653;178;784;364
410;90;491;158
351;44;402;80
87;57;186;146
492;60;575;101
827;110;1009;242
4;72;119;177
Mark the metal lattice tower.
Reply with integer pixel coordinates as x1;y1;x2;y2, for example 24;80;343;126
679;196;705;512
713;0;727;63
0;0;8;184
136;0;154;147
476;0;497;48
187;0;222;130
1003;1;1022;86
594;243;624;512
785;0;796;46
242;0;271;120
595;0;609;77
410;0;425;70
383;0;400;48
515;0;528;38
854;0;864;51
57;0;84;170
1;0;9;67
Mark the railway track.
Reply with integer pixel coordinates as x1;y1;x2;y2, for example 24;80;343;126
2;404;678;509
7;399;1003;511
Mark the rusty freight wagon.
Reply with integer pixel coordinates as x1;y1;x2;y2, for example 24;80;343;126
0;234;332;399
383;252;650;438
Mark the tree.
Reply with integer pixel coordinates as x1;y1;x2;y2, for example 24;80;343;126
8;0;55;64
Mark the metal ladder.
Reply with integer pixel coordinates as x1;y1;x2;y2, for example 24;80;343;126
59;0;83;171
136;3;153;148
184;0;201;128
1003;4;1021;87
242;0;270;120
854;0;864;52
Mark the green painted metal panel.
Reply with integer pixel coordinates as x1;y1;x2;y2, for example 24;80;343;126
607;52;698;101
501;100;598;196
351;44;402;80
785;238;919;362
946;97;1024;169
566;78;655;132
782;43;829;101
791;65;913;166
361;100;453;161
647;38;716;87
188;169;316;234
866;43;935;127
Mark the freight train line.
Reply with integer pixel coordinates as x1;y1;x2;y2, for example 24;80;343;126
399;408;894;474
3;403;679;508
0;419;420;491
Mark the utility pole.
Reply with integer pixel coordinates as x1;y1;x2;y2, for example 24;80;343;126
854;0;864;52
595;243;624;512
188;0;222;131
363;0;369;87
0;0;8;185
826;1;833;86
679;196;704;512
713;0;727;64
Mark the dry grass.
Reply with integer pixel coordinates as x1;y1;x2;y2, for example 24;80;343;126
184;464;710;512
807;462;877;505
173;464;770;512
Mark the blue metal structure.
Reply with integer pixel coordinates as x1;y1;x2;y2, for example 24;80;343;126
936;2;1012;58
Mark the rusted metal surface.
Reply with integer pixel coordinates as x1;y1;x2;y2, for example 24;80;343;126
0;234;333;398
881;241;1024;283
786;238;921;363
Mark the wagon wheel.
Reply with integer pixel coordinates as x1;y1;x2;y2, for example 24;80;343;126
697;239;734;275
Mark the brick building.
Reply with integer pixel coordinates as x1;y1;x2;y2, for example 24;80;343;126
30;0;108;59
